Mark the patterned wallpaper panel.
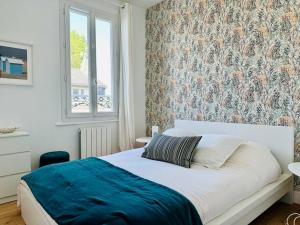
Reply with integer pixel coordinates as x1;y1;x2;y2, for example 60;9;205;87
145;0;300;159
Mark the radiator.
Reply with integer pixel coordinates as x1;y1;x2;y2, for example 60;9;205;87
80;127;112;159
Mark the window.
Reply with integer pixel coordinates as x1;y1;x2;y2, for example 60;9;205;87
61;2;118;118
69;10;90;113
96;19;113;112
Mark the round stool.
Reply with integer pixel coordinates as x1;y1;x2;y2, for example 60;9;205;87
40;151;70;167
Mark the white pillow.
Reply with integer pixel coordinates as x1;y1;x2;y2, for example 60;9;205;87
226;141;281;186
193;134;245;169
163;128;198;137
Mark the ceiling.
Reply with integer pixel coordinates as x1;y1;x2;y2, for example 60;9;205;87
134;0;164;8
121;0;164;8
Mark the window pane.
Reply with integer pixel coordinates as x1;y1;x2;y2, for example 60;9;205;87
69;10;90;113
96;19;113;112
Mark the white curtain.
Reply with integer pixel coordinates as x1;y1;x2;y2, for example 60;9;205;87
119;3;135;151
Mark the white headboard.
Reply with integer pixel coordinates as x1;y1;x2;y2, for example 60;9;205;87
175;120;295;173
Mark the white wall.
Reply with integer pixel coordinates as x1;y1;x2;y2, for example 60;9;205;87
132;5;146;138
0;0;146;169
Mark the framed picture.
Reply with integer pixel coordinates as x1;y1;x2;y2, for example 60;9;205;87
0;40;33;86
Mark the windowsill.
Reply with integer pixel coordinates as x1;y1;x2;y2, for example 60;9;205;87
0;131;30;138
55;120;119;126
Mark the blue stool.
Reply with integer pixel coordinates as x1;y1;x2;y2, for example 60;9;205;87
40;151;70;167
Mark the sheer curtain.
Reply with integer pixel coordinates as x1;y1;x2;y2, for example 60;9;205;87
119;3;135;151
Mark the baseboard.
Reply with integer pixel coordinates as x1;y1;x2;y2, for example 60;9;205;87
0;195;17;204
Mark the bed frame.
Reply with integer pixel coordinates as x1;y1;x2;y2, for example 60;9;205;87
175;120;294;225
19;120;294;225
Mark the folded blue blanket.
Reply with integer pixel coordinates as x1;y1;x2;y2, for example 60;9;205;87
22;157;202;225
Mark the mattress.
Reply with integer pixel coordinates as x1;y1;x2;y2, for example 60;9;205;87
19;148;282;225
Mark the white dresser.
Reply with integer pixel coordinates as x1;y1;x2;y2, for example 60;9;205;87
0;131;31;204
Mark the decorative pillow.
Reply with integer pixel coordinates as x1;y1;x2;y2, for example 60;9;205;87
163;128;198;137
142;134;202;168
193;134;245;169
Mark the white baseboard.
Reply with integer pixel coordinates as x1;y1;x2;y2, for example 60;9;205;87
0;195;17;204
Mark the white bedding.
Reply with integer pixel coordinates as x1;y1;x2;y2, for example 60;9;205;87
102;148;280;224
19;147;281;225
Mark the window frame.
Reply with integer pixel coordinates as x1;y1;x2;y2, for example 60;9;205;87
60;0;119;121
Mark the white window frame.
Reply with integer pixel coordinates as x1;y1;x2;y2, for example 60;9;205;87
60;0;119;121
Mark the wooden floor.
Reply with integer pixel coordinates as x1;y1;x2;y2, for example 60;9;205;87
0;202;24;225
0;201;300;225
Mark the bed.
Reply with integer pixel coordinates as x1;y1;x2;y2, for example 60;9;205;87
18;120;294;225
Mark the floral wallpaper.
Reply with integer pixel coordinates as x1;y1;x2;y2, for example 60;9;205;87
145;0;300;159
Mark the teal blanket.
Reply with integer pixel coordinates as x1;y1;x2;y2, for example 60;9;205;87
22;158;202;225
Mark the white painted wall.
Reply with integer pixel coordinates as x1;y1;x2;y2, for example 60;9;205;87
0;0;146;169
132;5;146;139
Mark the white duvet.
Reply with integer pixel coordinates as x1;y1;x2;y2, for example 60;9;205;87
102;148;280;224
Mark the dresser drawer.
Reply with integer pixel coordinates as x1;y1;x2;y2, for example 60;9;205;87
0;173;27;199
0;152;31;177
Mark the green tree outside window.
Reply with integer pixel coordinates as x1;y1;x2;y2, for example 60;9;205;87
70;31;87;69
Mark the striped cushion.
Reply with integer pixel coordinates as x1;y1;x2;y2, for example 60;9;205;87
142;134;202;168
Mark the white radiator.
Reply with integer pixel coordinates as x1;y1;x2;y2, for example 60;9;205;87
80;127;112;159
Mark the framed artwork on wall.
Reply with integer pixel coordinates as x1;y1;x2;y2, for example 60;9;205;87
0;40;33;86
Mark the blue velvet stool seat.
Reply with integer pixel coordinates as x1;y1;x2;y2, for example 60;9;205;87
40;151;70;167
